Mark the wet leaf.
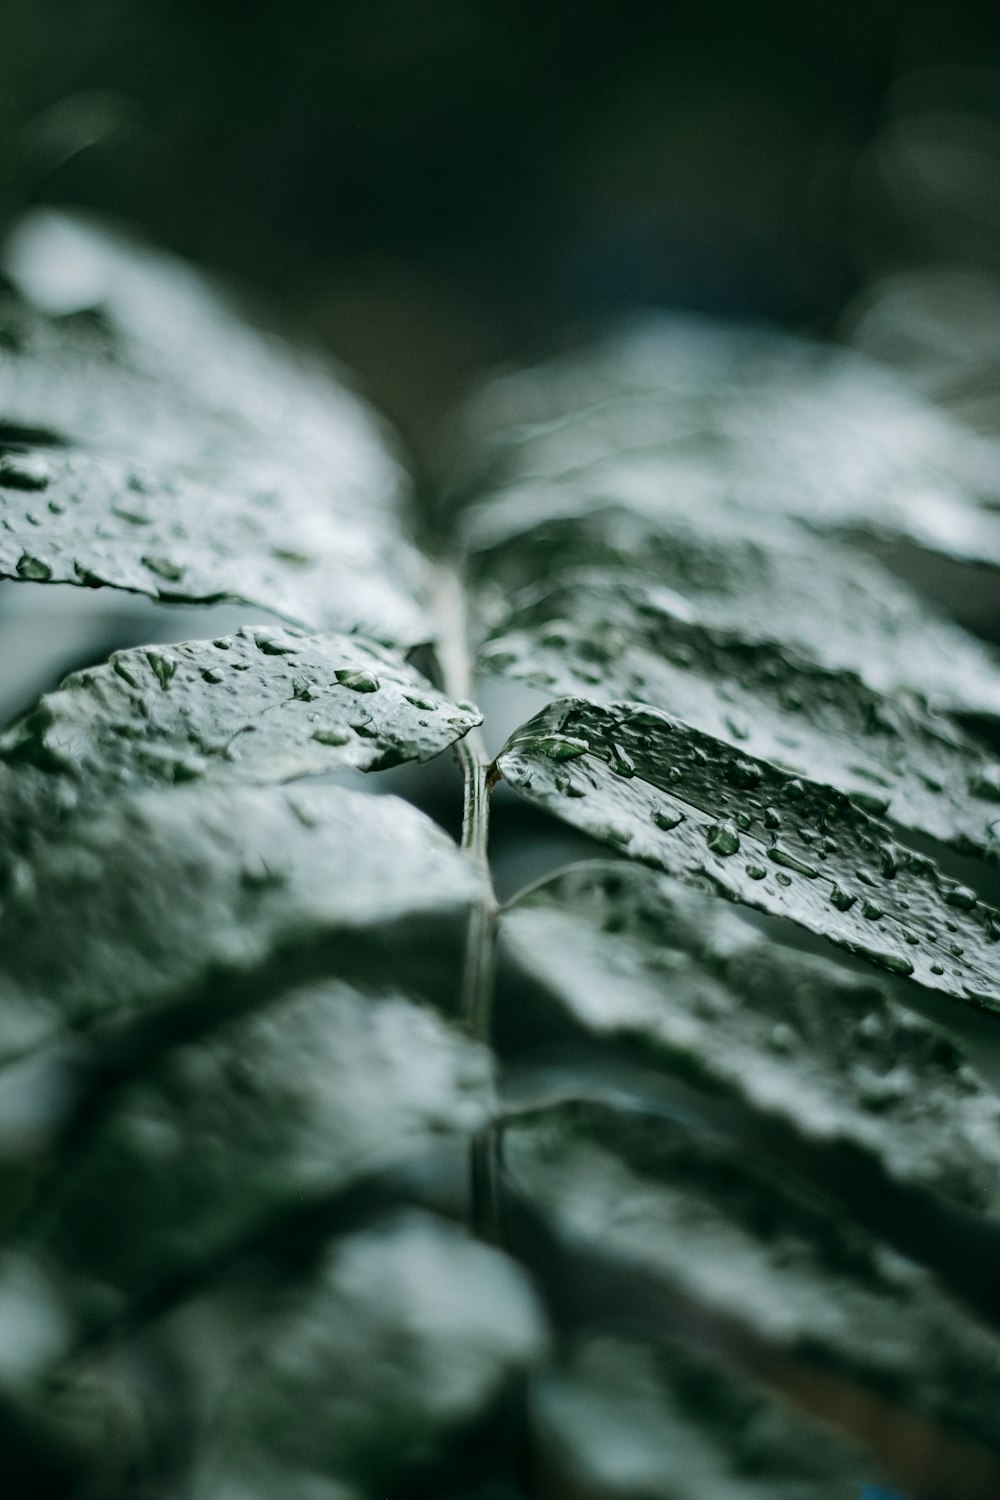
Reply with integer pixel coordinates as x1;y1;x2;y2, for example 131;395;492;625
461;318;1000;592
503;1097;1000;1454
0;781;486;1072
479;574;1000;864
534;1333;878;1500
464;496;1000;720
495;699;1000;1007
14;982;492;1326
0;213;429;644
192;1211;544;1500
500;862;1000;1214
0;625;480;836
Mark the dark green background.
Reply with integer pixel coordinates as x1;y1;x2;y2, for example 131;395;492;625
2;1;999;445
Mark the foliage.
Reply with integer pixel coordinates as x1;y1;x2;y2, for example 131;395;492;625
0;212;999;1499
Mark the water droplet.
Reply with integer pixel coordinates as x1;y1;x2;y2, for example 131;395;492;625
15;553;52;581
202;667;225;685
763;806;781;829
114;659;142;689
146;650;177;689
0;455;49;490
706;821;741;856
335;668;379;693
142;555;185;583
945;885;977;911
608;742;636;778
255;632;298;656
852;790;891;817
735;811;752;831
872;953;914;977
785;779;805;800
930;962;945;975
293;677;320;702
652;807;684;831
538;734;589;761
768;846;818;878
745;864;767;880
727;756;762;789
861;900;884;921
312;727;350;746
775;872;792;886
604;823;632;846
768;1022;797;1053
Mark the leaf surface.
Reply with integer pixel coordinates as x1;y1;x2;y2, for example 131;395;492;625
0;624;478;810
503;1098;1000;1453
495;699;1000;1006
0;781;485;1070
17;981;491;1324
0;213;428;643
462;318;1000;580
500;862;1000;1214
480;574;1000;863
192;1211;544;1500
533;1334;877;1500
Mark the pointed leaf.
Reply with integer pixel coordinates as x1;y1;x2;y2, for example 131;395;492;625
479;574;1000;863
0;213;428;643
17;981;491;1326
0;625;479;847
462;318;1000;584
0;781;486;1070
495;698;1000;1006
503;1098;1000;1454
192;1211;544;1500
501;862;1000;1214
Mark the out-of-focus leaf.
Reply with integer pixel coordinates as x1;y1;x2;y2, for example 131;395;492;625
461;318;1000;581
495;699;1000;1006
0;781;485;1070
534;1333;878;1500
479;574;1000;863
0;213;429;644
502;1098;1000;1453
466;493;1000;722
0;625;479;829
500;862;1000;1214
15;982;491;1326
192;1210;545;1500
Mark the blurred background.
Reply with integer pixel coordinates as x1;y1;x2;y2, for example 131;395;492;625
2;0;1000;460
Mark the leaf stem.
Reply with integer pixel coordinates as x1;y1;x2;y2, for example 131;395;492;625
430;563;502;1243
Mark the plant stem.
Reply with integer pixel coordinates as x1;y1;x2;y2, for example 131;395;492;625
430;563;502;1242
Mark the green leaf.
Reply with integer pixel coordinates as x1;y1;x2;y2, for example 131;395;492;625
0;213;429;644
462;319;1000;583
16;981;491;1327
0;625;479;828
495;698;1000;1006
502;1097;1000;1454
479;574;1000;863
0;781;486;1071
500;861;1000;1214
192;1210;545;1500
465;492;1000;710
533;1334;878;1500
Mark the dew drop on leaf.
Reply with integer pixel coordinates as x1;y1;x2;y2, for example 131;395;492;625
706;821;740;856
15;552;52;581
335;669;380;693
